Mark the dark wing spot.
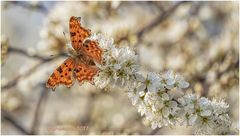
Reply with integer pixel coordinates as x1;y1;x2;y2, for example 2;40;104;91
57;67;63;73
75;69;79;73
68;68;72;71
70;32;76;36
65;73;68;76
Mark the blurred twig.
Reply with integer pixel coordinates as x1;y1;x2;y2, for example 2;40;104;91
149;128;160;135
79;91;98;134
1;62;43;90
1;109;34;135
115;1;190;45
8;46;67;61
10;1;49;14
31;84;50;134
1;46;67;91
136;1;190;39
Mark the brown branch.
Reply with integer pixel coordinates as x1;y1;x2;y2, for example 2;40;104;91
31;84;50;134
8;46;67;61
10;1;48;14
149;128;160;135
115;1;190;45
1;109;34;135
79;92;98;134
1;63;42;90
2;46;67;90
136;1;190;39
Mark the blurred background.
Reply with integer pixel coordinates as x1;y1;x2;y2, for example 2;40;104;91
1;1;239;135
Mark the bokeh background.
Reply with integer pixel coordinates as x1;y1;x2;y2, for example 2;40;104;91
1;1;239;135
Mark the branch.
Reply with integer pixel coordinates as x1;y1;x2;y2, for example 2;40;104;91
8;46;67;61
115;1;190;44
31;84;50;134
1;109;34;135
2;46;67;90
10;1;48;14
149;128;160;135
1;62;43;90
79;91;98;134
136;1;190;39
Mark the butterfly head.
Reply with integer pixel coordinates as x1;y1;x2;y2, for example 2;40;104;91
66;43;78;57
70;16;81;22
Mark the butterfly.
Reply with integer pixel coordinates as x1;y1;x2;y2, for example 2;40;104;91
46;16;103;91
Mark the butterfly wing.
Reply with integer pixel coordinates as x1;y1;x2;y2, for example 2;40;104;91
73;60;99;85
46;58;75;90
81;39;103;64
69;16;91;51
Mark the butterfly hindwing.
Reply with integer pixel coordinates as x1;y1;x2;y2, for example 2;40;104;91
46;58;75;90
69;16;91;51
46;16;103;90
73;60;99;85
82;39;103;64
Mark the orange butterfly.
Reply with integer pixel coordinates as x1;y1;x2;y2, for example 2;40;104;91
46;16;102;90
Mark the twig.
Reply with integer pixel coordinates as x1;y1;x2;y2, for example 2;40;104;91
31;84;50;134
136;1;190;39
8;46;67;61
115;1;190;45
1;109;34;135
10;1;48;14
79;92;97;134
149;128;160;135
1;62;43;90
2;46;67;90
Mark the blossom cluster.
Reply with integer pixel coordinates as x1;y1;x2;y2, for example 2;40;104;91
178;95;231;134
90;33;232;134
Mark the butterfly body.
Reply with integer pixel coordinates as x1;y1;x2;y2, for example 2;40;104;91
46;16;102;90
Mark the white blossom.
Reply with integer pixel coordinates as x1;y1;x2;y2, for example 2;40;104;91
136;72;162;93
90;33;232;135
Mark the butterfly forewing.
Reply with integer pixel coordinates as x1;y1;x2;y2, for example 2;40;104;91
46;16;103;90
46;58;75;90
69;16;91;51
